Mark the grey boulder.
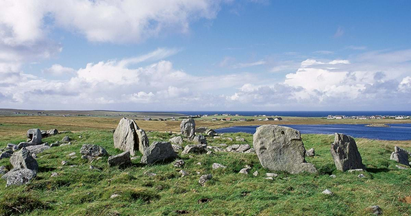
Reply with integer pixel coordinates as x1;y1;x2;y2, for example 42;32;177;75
61;136;71;142
27;128;42;144
1;169;36;187
199;174;212;186
180;118;195;139
169;136;183;145
113;117;149;156
192;135;207;144
10;147;38;173
253;125;317;174
108;151;131;167
331;133;365;171
141;141;177;164
26;144;51;154
390;146;409;166
80;144;108;157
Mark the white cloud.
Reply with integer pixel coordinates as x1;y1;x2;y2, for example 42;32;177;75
43;64;76;76
234;60;266;69
346;45;367;50
334;26;344;38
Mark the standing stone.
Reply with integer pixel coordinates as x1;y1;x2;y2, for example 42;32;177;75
253;125;317;174
141;142;177;164
390;146;409;166
330;133;365;171
80;144;108;157
26;129;42;144
10;147;38;173
108;151;131;167
113;117;149;156
180;118;195;139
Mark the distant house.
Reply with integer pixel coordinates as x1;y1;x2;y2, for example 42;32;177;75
235;114;240;116
370;116;376;119
274;117;282;121
265;117;274;121
395;116;404;120
335;116;343;120
226;118;231;121
258;119;263;121
358;116;367;120
327;115;334;119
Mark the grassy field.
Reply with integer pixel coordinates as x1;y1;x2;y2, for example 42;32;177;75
0;117;411;215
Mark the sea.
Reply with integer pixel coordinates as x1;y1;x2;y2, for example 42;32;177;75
215;124;411;141
175;111;411;117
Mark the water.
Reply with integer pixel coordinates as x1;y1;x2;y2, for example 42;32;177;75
174;111;411;117
215;124;411;141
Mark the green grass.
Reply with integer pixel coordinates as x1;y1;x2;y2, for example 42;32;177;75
0;130;410;215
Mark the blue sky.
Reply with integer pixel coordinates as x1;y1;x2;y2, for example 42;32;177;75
1;0;411;111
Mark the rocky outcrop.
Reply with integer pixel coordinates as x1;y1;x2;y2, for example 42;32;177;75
180;118;195;139
80;144;108;157
108;151;131;167
141;141;177;164
331;133;365;171
253;125;317;174
26;128;42;144
10;147;38;173
390;146;409;166
113;117;149;156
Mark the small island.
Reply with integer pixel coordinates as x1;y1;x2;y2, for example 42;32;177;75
365;124;390;128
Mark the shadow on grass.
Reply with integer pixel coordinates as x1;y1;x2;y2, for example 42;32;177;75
366;167;390;173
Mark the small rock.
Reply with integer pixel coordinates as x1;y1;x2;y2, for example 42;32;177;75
236;138;245;142
266;173;278;177
365;205;382;215
253;171;259;176
322;189;333;195
80;144;108;157
89;165;101;171
197;162;202;165
172;144;183;152
61;136;71;142
110;194;120;199
179;170;188;177
329;174;336;178
174;159;185;168
169;136;183;145
265;177;273;180
131;156;140;160
145;172;157;177
68;152;76;157
61;161;68;166
212;163;226;169
348;169;364;173
199;174;212;186
196;171;201;175
306;148;315;157
358;174;365;178
239;166;251;174
51;172;58;177
182;144;207;154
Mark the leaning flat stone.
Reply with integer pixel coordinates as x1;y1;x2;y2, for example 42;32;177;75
239;166;251;174
25;144;50;154
254;125;317;174
141;141;177;164
331;133;365;171
108;151;131;167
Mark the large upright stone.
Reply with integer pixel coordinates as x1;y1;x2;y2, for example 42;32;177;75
113;117;149;156
180;118;195;139
390;146;409;166
27;129;42;144
331;133;365;171
10;147;38;173
141;141;177;164
253;125;317;174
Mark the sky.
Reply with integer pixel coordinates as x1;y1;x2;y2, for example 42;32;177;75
1;0;411;111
